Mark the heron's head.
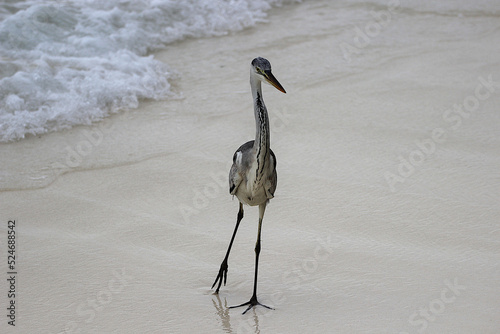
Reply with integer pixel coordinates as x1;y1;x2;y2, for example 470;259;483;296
251;57;286;93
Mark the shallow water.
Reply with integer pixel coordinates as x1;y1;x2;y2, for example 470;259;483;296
0;0;299;142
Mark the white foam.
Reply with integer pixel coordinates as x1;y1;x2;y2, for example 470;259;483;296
0;0;299;142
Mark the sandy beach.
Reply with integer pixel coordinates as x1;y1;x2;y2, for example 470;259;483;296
1;1;500;333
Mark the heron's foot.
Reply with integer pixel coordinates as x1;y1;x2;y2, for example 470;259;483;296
211;259;228;294
229;294;274;315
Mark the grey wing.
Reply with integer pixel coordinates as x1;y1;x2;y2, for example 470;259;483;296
229;141;254;195
229;162;241;195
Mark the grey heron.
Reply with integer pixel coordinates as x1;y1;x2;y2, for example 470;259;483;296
211;57;286;315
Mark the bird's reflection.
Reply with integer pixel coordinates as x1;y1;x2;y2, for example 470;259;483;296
212;293;268;334
250;308;261;334
212;293;233;333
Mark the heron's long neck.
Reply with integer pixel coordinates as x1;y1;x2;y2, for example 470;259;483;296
251;77;270;157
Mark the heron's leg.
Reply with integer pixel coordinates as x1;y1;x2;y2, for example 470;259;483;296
212;202;244;293
230;203;274;314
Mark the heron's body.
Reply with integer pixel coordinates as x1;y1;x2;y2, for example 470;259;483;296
212;57;286;314
231;140;277;206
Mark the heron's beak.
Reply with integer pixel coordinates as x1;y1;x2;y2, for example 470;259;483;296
264;70;286;93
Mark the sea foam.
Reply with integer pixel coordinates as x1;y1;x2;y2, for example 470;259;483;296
0;0;297;142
